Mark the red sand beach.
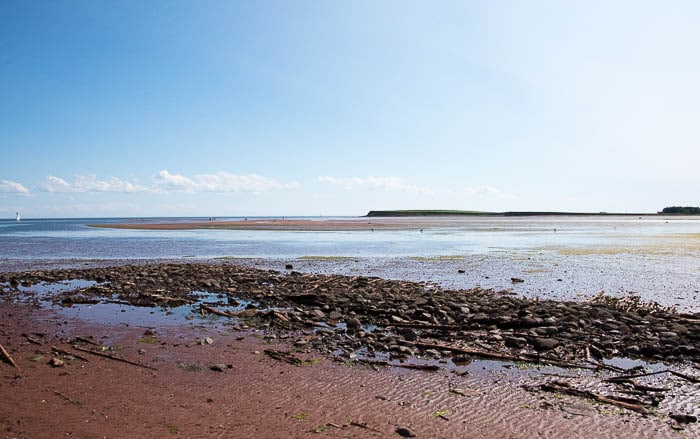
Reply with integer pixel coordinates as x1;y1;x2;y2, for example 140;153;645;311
89;217;469;231
1;298;692;439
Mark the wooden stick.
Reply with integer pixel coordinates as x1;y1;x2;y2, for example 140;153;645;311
393;322;460;331
51;346;89;362
668;370;700;383
526;382;648;414
75;336;102;346
200;304;234;318
349;421;382;433
0;342;20;370
72;345;157;371
605;369;699;384
25;335;43;345
415;341;597;370
352;358;440;371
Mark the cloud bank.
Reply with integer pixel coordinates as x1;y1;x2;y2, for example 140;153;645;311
35;171;298;195
154;170;298;193
41;175;148;193
0;179;30;193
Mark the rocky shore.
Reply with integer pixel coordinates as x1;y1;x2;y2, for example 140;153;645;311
2;262;698;366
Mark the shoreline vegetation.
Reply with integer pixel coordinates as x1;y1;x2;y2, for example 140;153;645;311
366;207;700;217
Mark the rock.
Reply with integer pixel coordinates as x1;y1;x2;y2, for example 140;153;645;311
670;414;697;424
505;336;527;348
49;357;65;367
519;316;541;328
200;337;214;345
511;278;525;283
451;355;471;365
534;326;559;336
210;364;229;372
396;427;416;437
391;315;406;323
346;318;362;332
530;337;560;351
399;328;418;341
285;264;293;270
670;324;688;335
457;269;466;274
396;345;414;355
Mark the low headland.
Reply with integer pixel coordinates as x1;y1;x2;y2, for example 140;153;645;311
366;206;700;217
87;206;700;232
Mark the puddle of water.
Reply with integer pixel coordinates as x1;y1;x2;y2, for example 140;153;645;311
339;343;668;383
56;302;196;327
8;280;262;327
192;290;258;312
12;279;99;301
603;356;663;372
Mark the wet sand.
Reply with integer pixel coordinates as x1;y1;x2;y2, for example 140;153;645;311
0;300;693;439
89;217;495;231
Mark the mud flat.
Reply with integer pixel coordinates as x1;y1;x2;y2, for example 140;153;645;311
88;217;434;231
1;262;698;437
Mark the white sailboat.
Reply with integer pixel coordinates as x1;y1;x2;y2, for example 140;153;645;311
16;211;20;222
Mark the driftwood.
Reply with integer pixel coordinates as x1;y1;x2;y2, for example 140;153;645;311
51;346;89;362
525;381;649;414
0;342;20;370
393;322;460;331
24;334;43;345
75;336;102;346
352;357;440;371
349;421;382;433
604;369;700;384
200;304;235;318
72;345;158;371
414;341;597;371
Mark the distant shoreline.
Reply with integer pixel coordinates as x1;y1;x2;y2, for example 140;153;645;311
365;209;668;217
87;211;696;232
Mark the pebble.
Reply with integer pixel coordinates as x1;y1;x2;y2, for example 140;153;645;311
395;427;416;437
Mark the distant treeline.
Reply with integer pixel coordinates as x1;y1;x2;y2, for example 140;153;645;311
660;206;700;214
366;210;648;217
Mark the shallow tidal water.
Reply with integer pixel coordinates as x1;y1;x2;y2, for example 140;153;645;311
1;215;699;312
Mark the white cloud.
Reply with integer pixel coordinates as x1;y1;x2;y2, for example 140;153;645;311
318;176;429;194
37;171;297;195
154;170;298;193
0;179;30;194
41;175;148;193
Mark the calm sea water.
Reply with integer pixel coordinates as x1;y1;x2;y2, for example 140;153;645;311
1;216;699;311
1;215;699;259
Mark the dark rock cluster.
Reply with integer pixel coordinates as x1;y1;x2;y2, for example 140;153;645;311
2;262;699;365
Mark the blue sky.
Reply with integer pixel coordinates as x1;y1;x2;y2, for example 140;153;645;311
2;1;699;218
